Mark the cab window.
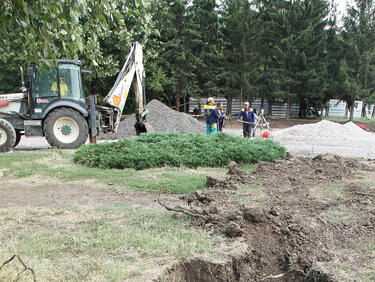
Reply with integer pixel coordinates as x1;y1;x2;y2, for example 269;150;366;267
58;64;85;102
32;67;58;98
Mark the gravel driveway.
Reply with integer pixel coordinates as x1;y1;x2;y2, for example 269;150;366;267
14;137;51;151
221;128;375;159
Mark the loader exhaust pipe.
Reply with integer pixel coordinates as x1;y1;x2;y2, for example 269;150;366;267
19;66;27;93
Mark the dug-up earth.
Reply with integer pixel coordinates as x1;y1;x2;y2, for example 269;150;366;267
157;155;375;281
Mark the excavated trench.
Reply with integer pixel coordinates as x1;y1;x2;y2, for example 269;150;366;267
159;258;332;282
156;156;375;281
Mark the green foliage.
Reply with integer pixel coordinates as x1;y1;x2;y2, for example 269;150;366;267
0;64;19;93
1;0;374;119
340;0;375;120
220;0;258;109
190;0;223;97
0;0;152;96
142;0;205;109
254;0;330;118
73;132;286;170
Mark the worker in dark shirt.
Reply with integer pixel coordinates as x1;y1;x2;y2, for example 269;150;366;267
237;102;255;138
217;102;226;132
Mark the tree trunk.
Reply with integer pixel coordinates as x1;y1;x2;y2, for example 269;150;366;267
325;102;330;117
268;99;273;116
361;102;367;118
299;98;307;118
183;95;187;113
319;104;324;120
167;95;171;107
240;89;243;108
372;104;375;119
260;97;264;110
349;102;354;121
286;97;291;120
175;92;180;112
226;96;232;116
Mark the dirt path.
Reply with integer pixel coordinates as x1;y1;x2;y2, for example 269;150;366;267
0;178;182;209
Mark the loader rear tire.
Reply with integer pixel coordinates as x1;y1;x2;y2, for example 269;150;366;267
44;108;88;149
0;118;16;152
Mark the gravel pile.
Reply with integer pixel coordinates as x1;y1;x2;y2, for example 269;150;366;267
273;120;374;140
102;99;205;139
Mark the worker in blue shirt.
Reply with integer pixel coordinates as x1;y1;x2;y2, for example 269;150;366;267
217;102;226;132
204;97;219;136
237;102;255;138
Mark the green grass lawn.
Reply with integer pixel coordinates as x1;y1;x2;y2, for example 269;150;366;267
0;204;225;281
0;149;233;281
0;149;227;194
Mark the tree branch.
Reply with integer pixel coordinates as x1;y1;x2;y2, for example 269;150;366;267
0;253;38;282
158;188;208;220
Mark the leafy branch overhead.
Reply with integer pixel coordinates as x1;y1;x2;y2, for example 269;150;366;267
0;0;150;75
0;0;374;119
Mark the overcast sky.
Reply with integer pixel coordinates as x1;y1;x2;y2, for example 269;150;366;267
333;0;355;26
215;0;355;22
335;0;351;17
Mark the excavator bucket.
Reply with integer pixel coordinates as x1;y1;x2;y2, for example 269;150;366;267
134;109;153;135
135;121;153;135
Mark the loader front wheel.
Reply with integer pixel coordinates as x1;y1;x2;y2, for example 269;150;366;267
44;108;88;149
0;118;16;152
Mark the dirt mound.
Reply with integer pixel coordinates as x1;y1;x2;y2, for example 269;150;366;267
246;154;368;190
274;120;374;140
158;156;375;281
102;99;205;139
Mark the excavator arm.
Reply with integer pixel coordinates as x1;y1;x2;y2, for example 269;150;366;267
102;42;151;134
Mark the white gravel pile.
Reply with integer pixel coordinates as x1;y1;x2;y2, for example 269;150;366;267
102;99;205;139
273;120;374;140
272;120;375;159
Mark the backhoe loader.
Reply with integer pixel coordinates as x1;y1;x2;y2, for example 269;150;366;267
0;42;151;152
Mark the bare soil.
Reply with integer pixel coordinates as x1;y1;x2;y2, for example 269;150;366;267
0;178;181;209
354;120;375;132
158;156;375;281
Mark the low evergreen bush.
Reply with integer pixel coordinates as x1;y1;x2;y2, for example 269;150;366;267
73;132;286;170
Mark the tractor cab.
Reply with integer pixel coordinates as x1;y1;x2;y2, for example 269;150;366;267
27;60;86;118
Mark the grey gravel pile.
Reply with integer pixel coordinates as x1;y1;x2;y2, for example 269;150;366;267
102;99;205;139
